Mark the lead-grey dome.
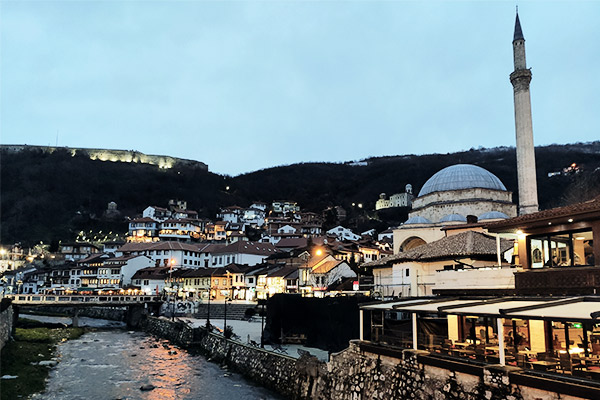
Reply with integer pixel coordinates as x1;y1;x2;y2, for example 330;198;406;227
479;211;509;221
404;216;432;225
440;213;467;223
418;164;507;197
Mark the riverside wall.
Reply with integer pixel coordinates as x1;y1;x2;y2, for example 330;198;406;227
142;317;597;400
0;301;15;350
19;305;127;321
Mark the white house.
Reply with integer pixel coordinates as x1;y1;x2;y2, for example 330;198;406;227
302;255;356;296
143;206;171;221
100;255;155;287
131;266;171;295
218;206;244;224
364;231;515;298
326;226;361;241
208;241;280;268
159;218;202;241
116;241;203;269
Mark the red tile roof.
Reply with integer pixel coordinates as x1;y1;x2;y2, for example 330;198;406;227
487;195;600;231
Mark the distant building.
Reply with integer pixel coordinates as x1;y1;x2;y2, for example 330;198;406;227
375;184;414;210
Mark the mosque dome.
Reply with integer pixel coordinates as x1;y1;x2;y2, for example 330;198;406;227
404;216;433;225
440;213;467;223
479;211;510;221
418;164;507;197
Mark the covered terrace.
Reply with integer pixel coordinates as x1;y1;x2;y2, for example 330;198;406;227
361;296;600;382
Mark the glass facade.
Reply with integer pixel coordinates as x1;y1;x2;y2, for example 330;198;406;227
529;229;594;268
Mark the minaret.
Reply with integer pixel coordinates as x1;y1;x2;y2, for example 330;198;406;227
510;11;539;215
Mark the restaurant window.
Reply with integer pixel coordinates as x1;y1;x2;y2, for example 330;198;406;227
529;229;594;268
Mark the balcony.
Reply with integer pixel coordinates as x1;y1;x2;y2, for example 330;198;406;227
515;266;600;295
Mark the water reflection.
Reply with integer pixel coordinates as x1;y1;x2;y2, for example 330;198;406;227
34;330;279;400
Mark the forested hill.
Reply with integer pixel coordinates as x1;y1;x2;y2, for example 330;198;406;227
2;143;600;246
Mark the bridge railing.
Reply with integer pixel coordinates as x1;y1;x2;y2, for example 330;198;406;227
6;294;162;303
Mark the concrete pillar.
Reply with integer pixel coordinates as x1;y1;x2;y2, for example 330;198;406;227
359;309;364;341
497;318;506;366
72;308;80;328
412;313;418;350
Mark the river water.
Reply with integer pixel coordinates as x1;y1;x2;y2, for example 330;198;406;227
27;317;280;400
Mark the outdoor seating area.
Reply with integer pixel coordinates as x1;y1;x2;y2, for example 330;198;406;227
361;296;600;383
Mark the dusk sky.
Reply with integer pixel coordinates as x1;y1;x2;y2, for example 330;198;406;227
1;1;599;176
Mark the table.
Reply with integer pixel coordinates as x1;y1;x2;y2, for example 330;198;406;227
530;360;558;371
453;342;471;349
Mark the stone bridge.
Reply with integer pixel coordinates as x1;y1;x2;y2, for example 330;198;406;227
6;294;163;328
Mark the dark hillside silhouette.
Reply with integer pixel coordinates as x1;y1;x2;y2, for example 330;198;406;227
2;142;599;246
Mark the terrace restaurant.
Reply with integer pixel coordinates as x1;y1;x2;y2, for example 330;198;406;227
361;296;600;381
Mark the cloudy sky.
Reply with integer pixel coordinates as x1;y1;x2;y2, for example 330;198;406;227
1;1;599;176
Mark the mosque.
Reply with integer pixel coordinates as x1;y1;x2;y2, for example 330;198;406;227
393;12;538;253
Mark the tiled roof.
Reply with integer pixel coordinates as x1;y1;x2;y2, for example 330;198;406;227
486;195;600;231
77;253;111;264
365;231;514;267
211;241;280;256
130;217;157;223
313;260;345;274
268;265;298;278
131;266;170;280
118;241;201;253
275;237;308;248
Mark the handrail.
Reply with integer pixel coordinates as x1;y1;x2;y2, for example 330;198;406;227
5;294;162;303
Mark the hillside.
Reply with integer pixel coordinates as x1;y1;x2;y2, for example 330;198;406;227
1;143;600;246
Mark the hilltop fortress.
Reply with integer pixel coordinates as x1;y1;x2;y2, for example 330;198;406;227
1;145;208;171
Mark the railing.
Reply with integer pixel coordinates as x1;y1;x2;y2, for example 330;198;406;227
6;294;162;304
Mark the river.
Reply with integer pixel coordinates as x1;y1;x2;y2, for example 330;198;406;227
25;316;280;400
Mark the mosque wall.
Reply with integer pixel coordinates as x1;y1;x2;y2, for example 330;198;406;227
410;200;517;224
412;188;513;211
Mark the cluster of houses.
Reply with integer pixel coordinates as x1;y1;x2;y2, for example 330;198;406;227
126;199;364;245
1;227;391;299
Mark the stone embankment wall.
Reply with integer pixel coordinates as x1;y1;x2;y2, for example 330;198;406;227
20;306;126;321
0;301;15;350
142;317;596;400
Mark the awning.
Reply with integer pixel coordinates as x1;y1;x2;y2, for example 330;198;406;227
361;299;431;310
504;298;600;321
439;299;547;317
393;299;477;313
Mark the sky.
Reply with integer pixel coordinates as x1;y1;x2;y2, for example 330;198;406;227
1;1;599;176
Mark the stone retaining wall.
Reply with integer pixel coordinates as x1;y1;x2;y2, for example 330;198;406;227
19;305;126;321
142;317;597;400
0;302;15;350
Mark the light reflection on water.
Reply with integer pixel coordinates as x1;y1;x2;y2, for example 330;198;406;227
34;330;279;400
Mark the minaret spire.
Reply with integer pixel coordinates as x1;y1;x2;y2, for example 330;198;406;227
510;11;539;215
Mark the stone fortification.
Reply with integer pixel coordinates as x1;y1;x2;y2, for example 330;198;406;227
1;145;208;171
143;317;596;400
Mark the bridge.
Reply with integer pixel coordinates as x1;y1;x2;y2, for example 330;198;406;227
5;294;163;328
6;294;162;306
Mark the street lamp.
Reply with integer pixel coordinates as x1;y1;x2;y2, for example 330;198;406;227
223;297;232;338
169;259;176;321
206;280;212;329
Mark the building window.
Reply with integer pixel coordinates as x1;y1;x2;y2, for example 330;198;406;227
529;229;594;268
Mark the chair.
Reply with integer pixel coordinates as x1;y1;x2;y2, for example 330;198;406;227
516;354;530;369
474;346;486;361
559;352;572;374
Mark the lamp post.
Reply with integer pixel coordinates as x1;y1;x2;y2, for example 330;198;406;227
206;281;211;328
170;259;176;321
224;296;231;337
